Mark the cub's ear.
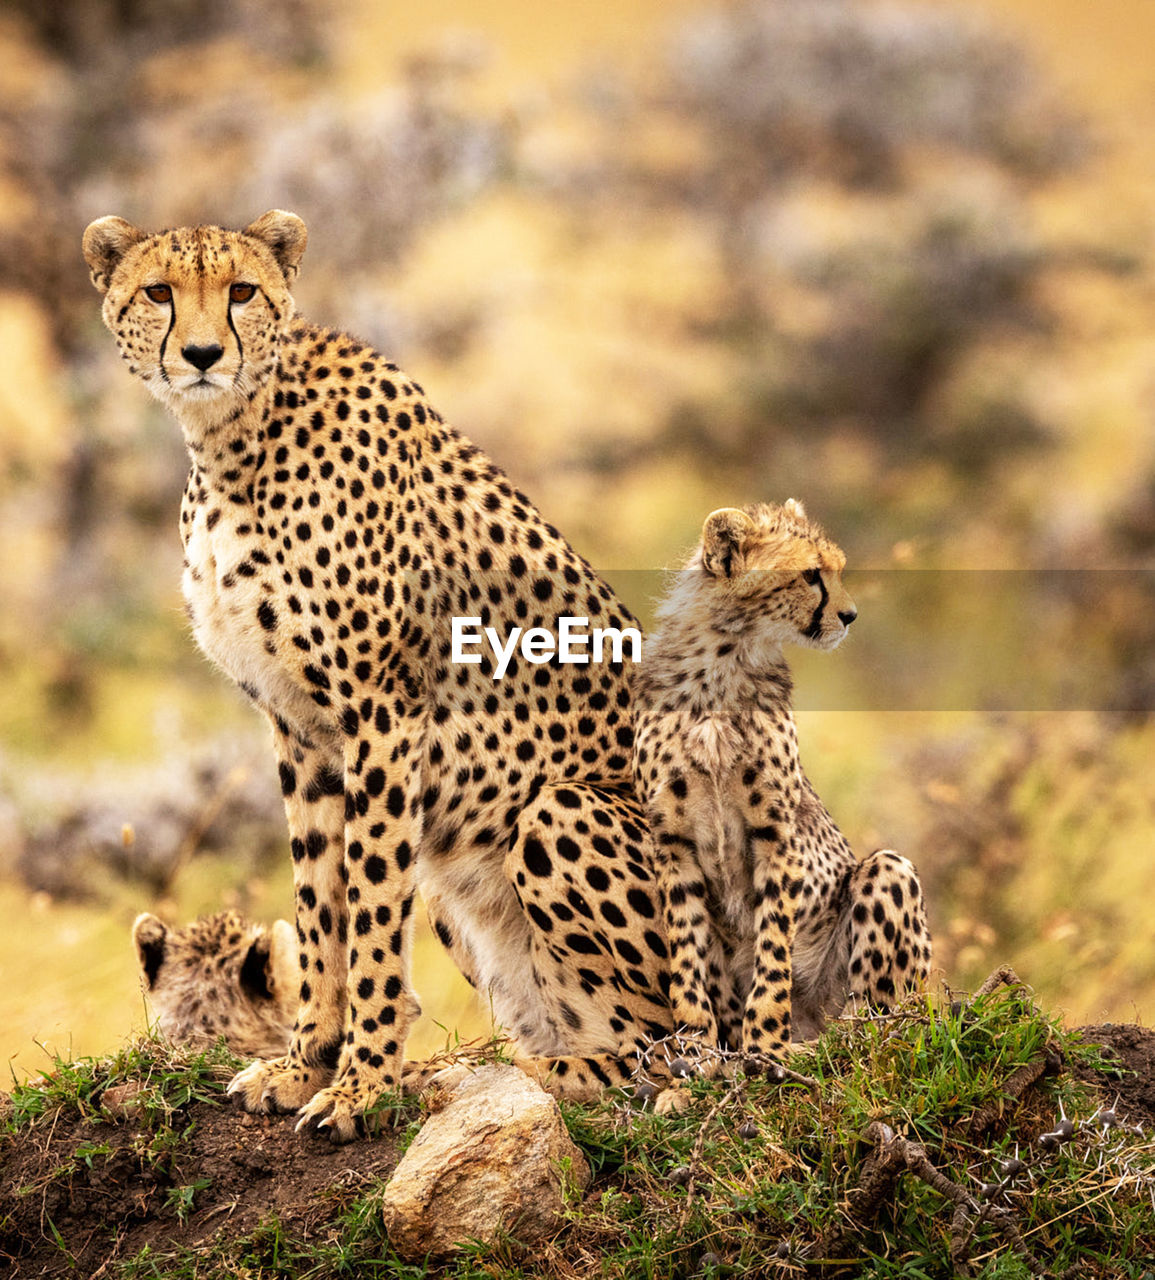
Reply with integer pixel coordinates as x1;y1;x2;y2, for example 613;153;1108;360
132;912;168;988
83;217;148;294
782;498;807;521
239;931;276;1002
244;210;308;282
702;507;754;578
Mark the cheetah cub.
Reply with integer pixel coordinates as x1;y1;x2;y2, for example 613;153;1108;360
133;911;296;1057
634;500;931;1062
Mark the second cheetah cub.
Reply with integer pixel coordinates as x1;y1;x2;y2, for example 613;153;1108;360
132;911;296;1058
634;500;931;1063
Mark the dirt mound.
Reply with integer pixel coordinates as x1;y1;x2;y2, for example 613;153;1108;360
2;1023;1153;1277
1;1101;405;1277
1074;1023;1155;1127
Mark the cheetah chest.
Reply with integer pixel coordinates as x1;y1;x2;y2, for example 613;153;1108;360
182;503;333;740
683;708;799;936
684;781;757;937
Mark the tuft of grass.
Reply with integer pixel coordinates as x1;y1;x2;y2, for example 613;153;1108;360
164;1176;212;1225
4;1026;243;1133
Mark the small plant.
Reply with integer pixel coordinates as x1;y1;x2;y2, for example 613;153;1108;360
138;1117;198;1169
164;1176;212;1225
72;1139;114;1170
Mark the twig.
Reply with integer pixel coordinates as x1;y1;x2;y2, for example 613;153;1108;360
967;1049;1061;1139
741;1053;823;1102
675;1073;750;1232
972;966;1026;1000
808;1121;1046;1275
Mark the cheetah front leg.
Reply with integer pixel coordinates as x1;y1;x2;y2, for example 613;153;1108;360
292;706;427;1143
648;784;720;1048
228;728;348;1114
741;818;805;1063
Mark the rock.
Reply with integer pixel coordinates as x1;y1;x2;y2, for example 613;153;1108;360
101;1081;148;1119
379;1064;590;1258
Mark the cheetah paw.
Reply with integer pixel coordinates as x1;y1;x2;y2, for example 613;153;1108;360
294;1080;384;1145
654;1085;693;1116
227;1057;331;1115
406;1061;476;1093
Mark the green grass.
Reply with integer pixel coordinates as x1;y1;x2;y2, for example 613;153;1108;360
547;988;1155;1278
9;983;1151;1278
3;1031;243;1133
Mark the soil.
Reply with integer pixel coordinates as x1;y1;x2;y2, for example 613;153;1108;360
1;1024;1153;1278
1072;1023;1155;1127
0;1099;406;1278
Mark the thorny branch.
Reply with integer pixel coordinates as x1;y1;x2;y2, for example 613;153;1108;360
954;966;1065;1138
629;1032;821;1235
972;965;1027;1000
967;1049;1063;1138
809;1121;1047;1276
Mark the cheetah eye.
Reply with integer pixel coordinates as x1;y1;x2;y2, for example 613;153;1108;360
229;282;256;304
802;568;821;585
144;283;172;304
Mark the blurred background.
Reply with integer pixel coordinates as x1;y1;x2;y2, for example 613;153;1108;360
1;0;1153;1084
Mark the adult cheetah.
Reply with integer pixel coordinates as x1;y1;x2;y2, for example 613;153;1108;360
84;211;669;1140
634;500;932;1061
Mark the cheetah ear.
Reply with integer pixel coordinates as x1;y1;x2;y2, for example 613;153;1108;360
83;216;148;294
132;912;167;989
239;932;276;1002
702;507;754;579
244;210;308;283
783;498;807;521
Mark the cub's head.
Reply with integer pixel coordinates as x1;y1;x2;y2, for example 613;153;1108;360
82;211;306;423
132;909;297;1058
685;499;857;651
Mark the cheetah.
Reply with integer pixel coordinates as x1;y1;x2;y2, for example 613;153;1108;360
133;910;295;1057
83;211;671;1139
634;500;931;1062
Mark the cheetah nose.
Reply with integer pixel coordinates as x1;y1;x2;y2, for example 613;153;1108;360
838;607;857;626
182;343;224;372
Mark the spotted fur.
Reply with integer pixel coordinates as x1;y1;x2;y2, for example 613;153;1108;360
132;911;296;1058
85;212;672;1139
634;500;932;1060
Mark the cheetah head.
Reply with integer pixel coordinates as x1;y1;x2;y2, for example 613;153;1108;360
82;211;307;428
695;499;857;652
132;909;297;1058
